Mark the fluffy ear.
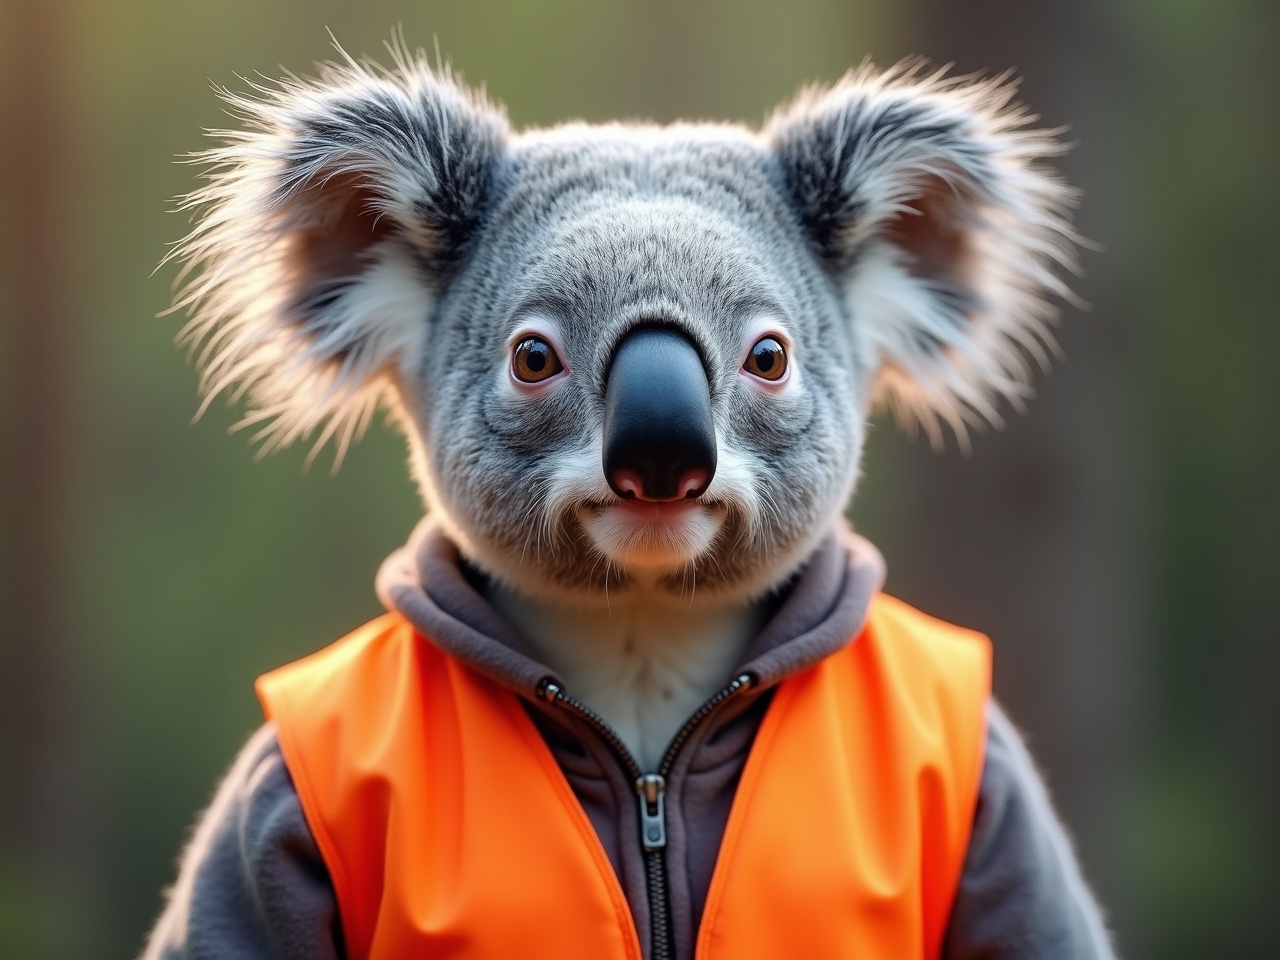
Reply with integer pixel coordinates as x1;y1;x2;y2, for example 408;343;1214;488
767;63;1081;447
170;45;508;462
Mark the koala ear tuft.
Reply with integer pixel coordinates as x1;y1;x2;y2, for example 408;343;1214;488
168;42;508;465
768;62;1082;448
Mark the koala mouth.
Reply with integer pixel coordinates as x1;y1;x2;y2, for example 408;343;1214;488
580;498;725;570
610;499;701;521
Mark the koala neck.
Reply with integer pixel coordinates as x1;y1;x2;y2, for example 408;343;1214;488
486;579;768;771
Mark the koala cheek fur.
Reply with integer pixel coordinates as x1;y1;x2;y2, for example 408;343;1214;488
171;49;1078;607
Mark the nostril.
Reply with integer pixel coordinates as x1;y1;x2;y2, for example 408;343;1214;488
609;465;710;503
678;468;709;499
613;469;643;500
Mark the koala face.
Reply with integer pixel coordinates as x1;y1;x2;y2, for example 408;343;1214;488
172;52;1078;605
406;132;862;602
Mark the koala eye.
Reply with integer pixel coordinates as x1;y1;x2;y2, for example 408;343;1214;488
742;336;788;382
512;336;565;383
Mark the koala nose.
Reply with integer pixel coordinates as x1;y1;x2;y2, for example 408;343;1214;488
603;327;717;502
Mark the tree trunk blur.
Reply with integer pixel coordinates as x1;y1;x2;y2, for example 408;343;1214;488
0;0;100;955
870;0;1146;951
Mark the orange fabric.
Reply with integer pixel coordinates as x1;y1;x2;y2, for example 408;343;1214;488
257;615;642;960
699;593;990;960
257;594;990;960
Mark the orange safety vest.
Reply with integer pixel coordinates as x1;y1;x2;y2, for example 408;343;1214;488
257;593;991;960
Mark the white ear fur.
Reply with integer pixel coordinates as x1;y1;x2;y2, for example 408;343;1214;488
768;62;1083;448
168;43;506;465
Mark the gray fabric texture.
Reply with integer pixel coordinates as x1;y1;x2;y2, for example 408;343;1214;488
140;521;1116;960
941;705;1116;959
140;724;343;960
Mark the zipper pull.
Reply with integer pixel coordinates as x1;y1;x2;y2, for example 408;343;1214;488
635;774;667;850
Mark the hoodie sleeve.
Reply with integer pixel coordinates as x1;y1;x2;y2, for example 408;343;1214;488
138;724;343;960
942;701;1118;960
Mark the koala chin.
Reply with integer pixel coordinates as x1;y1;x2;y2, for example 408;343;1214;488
148;40;1115;960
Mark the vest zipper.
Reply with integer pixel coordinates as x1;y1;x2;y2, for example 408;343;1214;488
537;672;755;960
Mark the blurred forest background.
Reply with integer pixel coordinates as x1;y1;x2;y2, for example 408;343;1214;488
1;0;1277;957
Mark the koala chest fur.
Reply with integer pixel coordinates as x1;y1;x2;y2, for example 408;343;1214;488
487;578;768;770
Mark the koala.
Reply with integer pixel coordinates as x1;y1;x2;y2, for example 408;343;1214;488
143;41;1116;960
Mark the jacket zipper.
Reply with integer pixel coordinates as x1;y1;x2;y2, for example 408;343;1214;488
538;672;755;960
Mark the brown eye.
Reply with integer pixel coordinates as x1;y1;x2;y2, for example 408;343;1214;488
512;337;565;383
743;336;788;382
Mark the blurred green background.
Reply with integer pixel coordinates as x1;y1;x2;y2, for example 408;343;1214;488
1;0;1277;957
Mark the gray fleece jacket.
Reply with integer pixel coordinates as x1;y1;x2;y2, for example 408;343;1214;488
140;522;1116;960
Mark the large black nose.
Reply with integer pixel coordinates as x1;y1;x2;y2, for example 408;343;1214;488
603;327;717;502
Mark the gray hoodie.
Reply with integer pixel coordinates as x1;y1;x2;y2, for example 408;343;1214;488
140;521;1116;960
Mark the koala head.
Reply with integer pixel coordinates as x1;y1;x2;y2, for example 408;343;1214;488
172;48;1078;607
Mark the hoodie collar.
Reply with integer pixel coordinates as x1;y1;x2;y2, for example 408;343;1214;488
375;518;886;698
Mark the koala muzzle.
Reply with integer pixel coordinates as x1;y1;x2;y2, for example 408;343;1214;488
603;327;717;502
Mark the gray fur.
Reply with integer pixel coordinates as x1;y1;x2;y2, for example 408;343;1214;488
768;64;1081;444
172;43;1079;605
169;45;508;461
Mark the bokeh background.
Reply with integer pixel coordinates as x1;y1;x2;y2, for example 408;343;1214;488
1;1;1277;957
